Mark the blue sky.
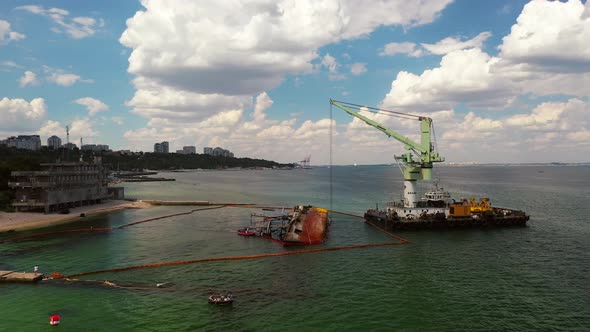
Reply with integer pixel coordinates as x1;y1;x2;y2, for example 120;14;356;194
1;0;589;164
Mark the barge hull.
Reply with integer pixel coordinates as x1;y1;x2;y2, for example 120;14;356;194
365;208;529;231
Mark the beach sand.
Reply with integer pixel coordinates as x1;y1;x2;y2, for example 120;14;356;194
0;200;151;233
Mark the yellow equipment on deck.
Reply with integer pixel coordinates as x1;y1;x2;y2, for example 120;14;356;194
467;197;492;213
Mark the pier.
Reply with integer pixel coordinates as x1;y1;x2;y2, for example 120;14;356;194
0;271;44;282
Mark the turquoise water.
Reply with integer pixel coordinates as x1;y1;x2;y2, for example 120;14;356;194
1;166;589;331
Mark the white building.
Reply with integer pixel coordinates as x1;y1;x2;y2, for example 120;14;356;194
208;147;234;158
81;144;110;152
47;135;62;149
2;135;41;150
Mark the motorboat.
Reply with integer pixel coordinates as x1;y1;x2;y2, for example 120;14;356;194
208;294;234;304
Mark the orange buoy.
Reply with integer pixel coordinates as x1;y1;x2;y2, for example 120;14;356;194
49;315;60;326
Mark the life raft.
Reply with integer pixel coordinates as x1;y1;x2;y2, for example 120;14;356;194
49;315;60;325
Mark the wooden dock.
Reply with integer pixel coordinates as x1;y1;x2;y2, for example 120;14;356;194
0;271;44;282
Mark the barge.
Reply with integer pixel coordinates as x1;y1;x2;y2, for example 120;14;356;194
329;99;530;231
364;184;529;230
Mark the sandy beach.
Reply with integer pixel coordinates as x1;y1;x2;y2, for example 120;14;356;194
0;200;151;233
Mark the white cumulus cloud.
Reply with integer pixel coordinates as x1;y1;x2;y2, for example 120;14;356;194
38;118;99;141
118;0;453;161
0;97;46;134
380;32;492;57
19;71;39;87
0;20;25;43
382;48;516;111
379;42;423;57
499;0;590;72
43;66;92;87
16;5;103;39
74;97;109;116
48;72;81;86
421;31;492;55
350;63;367;75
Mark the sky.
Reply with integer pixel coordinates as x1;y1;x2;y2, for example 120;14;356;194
0;0;589;164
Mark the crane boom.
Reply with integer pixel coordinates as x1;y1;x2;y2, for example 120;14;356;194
330;99;445;207
330;99;425;153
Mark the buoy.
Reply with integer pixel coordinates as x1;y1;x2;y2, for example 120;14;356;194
49;315;60;325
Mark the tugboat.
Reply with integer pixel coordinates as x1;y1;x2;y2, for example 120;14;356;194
330;99;530;230
208;294;234;304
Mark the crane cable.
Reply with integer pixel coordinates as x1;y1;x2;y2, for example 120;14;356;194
331;100;424;120
330;102;333;217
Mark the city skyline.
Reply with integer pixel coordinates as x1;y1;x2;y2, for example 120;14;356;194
0;0;589;164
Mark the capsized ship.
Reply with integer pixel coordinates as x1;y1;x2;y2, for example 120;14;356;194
247;205;330;245
282;206;329;244
330;99;530;230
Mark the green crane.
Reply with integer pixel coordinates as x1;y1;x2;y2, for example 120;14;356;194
330;99;445;207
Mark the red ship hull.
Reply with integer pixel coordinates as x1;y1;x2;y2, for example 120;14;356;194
281;207;329;245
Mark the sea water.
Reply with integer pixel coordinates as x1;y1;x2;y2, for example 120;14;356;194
1;166;589;331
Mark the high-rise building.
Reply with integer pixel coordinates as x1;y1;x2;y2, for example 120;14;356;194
81;144;110;152
63;142;77;150
47;135;62;149
182;146;196;154
206;146;234;158
154;141;170;153
2;135;41;150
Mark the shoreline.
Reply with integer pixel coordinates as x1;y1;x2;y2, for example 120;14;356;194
0;200;151;233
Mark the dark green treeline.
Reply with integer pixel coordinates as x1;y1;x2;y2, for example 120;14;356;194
0;146;292;210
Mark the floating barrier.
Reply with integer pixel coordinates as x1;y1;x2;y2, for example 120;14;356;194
61;240;408;279
2;203;411;280
55;214;409;279
0;206;226;243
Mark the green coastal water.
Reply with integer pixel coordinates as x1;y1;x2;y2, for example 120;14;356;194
1;166;589;331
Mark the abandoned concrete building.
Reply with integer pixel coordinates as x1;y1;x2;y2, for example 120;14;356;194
9;159;123;213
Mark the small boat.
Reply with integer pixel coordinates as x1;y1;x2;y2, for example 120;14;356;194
208;294;234;304
237;228;255;236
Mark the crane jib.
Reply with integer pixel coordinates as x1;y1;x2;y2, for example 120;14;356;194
330;99;444;175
